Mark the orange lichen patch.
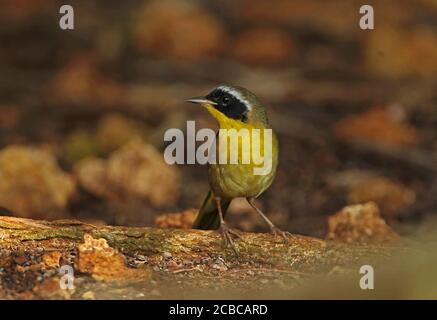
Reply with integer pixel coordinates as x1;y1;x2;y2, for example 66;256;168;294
334;106;419;146
348;177;416;217
41;252;63;269
155;209;198;229
327;202;400;244
75;139;181;207
232;27;295;66
76;234;151;282
134;0;226;61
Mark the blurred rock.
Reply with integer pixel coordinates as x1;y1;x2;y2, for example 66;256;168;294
155;209;197;229
0;105;21;130
96;113;148;153
232;27;295;67
327;171;416;219
0;0;53;21
348;177;416;218
75;158;111;199
75;139;181;207
326;202;400;244
96;26;126;63
64;113;149;164
0;145;76;218
239;0;424;38
107;140;181;206
47;54;124;108
64;130;99;165
365;26;437;78
228;198;268;231
334;106;420;146
422;0;437;10
134;0;226;61
326;170;379;189
238;0;360;37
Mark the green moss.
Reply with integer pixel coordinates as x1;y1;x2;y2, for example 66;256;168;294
64;130;100;164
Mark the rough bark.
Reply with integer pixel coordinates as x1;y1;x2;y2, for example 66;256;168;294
0;216;395;299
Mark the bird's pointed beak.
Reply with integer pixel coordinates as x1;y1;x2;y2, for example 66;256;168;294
186;97;217;105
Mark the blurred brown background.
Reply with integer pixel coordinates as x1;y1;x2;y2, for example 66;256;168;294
1;0;437;238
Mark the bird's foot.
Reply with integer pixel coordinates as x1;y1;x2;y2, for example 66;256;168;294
270;226;291;243
219;223;241;254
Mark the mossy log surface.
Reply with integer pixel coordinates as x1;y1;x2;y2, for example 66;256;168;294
0;216;395;299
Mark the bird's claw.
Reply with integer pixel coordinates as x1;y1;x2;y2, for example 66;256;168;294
219;223;241;254
270;226;291;243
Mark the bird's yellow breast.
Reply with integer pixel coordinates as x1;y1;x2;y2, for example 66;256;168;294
205;105;278;199
206;105;270;164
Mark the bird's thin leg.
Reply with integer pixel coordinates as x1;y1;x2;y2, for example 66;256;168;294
216;197;240;253
247;197;290;242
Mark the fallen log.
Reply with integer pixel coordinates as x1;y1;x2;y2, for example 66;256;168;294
0;216;395;299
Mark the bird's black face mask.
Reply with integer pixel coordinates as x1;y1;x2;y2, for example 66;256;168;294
205;88;248;122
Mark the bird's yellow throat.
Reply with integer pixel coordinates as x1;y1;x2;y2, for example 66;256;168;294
203;103;275;176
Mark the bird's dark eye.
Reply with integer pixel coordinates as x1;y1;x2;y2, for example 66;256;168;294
212;90;221;98
221;96;230;106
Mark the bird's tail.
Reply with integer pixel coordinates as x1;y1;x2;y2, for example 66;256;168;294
192;190;231;230
0;206;13;216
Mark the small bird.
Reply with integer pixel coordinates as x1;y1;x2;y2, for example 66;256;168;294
188;85;288;251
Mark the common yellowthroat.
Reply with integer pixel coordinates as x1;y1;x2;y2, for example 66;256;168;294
188;85;288;251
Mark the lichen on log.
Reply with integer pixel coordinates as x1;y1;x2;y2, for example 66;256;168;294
0;216;396;299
